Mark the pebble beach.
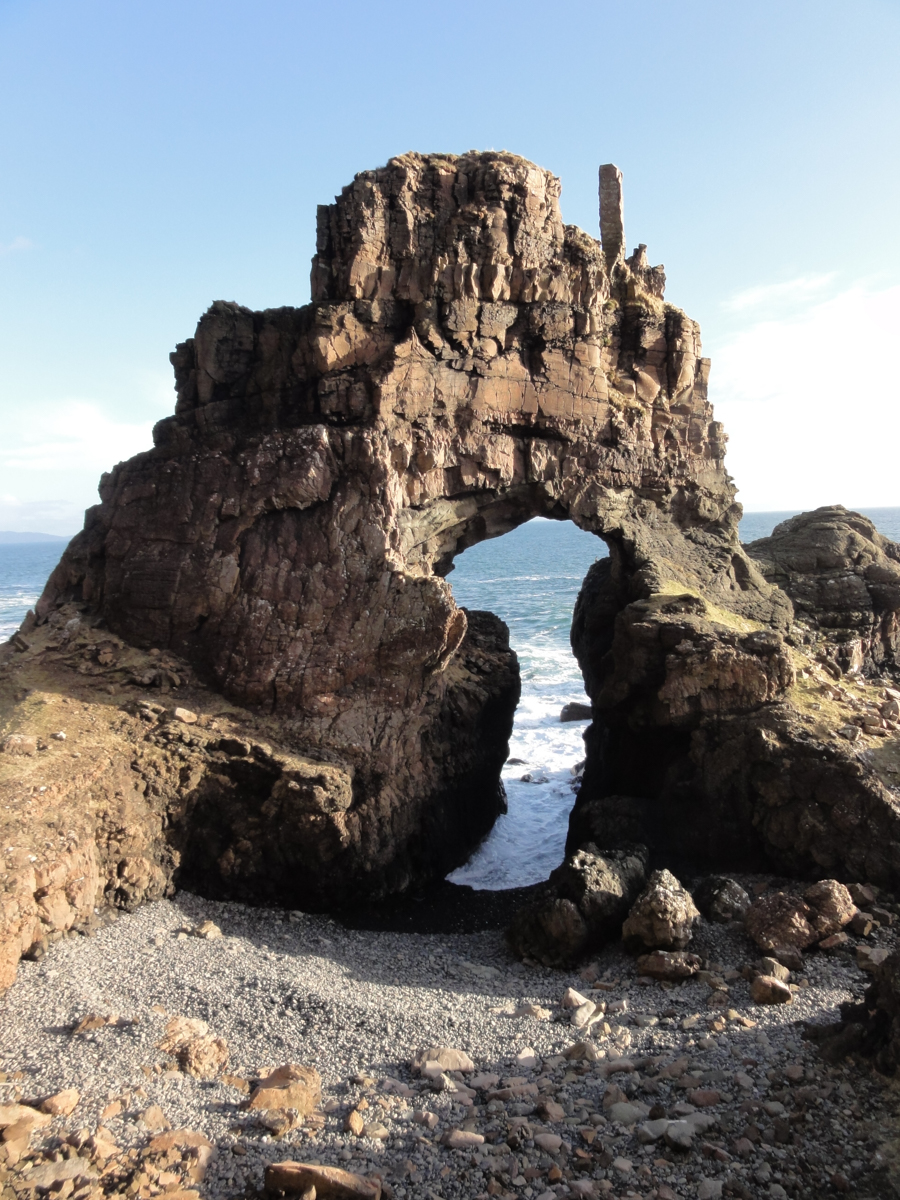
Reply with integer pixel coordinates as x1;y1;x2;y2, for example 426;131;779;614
1;880;897;1200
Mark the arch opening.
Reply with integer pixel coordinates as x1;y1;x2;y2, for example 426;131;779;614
443;516;608;889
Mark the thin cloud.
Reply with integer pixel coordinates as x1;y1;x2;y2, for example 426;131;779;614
0;236;33;255
723;272;836;313
1;400;156;473
710;281;900;509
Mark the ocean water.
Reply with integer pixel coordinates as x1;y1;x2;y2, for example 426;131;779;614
4;507;900;891
0;542;67;642
446;520;606;889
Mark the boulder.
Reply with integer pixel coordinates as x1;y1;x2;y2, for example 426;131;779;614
622;870;699;951
507;844;647;966
745;892;818;953
693;876;751;924
803;879;856;938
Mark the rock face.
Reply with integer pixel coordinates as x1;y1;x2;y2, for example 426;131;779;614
31;151;762;911
7;152;900;996
746;506;900;674
568;507;900;885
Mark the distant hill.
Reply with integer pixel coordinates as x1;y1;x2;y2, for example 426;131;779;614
0;531;72;545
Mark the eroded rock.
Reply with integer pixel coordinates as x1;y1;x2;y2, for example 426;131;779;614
622;869;699;951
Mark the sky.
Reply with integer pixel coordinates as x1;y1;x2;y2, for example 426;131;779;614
1;0;899;534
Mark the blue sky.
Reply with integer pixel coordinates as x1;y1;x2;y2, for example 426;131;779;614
2;0;899;532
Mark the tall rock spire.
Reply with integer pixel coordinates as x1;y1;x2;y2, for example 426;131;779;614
599;163;625;266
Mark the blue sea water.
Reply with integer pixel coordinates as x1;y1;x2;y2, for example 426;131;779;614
0;542;68;643
4;507;900;889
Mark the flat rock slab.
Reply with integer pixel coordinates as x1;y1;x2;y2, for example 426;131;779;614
265;1161;381;1198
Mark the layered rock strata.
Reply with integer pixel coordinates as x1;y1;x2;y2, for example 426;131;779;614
6;151;900;990
24;152;771;919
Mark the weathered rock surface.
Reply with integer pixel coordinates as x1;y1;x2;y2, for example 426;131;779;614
693;875;750;924
14;150;760;933
568;524;900;882
746;506;900;674
507;843;647;965
622;869;699;951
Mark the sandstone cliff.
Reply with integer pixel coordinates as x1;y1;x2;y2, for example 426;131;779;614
25;153;776;909
4;151;900;992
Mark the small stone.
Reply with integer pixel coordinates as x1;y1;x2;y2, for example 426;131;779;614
51;730;67;741
140;1105;171;1132
570;1001;596;1029
849;911;874;937
246;1065;322;1115
751;975;793;1005
562;987;590;1008
606;1101;648;1126
173;707;198;724
194;920;223;939
637;1118;670;1143
563;1041;600;1062
72;1008;117;1036
691;1089;721;1107
635;950;701;980
0;734;37;756
445;1129;484;1148
664;1120;694;1150
516;1046;539;1068
534;1133;562;1153
858;945;891;973
345;1110;365;1136
411;1046;474;1073
611;1157;632;1174
819;932;851;951
513;1004;551;1019
40;1089;80;1116
697;1180;723;1199
363;1123;389;1140
755;956;790;982
538;1100;565;1122
413;1110;438;1129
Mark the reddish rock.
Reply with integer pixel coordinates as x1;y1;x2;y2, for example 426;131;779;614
745;893;818;953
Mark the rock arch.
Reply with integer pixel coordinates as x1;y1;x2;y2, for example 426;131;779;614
37;152;847;910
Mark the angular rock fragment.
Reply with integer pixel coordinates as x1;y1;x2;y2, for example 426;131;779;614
622;869;699;951
693;876;750;924
635;950;702;980
265;1161;381;1198
246;1065;322;1115
751;975;793;1005
803;879;855;938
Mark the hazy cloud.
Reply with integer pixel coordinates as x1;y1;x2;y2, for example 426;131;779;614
1;400;156;473
0;236;33;255
723;273;837;313
711;281;900;509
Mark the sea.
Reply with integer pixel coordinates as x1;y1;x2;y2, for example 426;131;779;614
4;506;900;890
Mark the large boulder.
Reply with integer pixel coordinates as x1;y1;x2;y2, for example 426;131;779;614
622;869;699;951
507;843;647;966
746;506;900;673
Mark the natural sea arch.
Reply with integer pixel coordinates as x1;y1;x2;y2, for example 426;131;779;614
445;518;607;888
